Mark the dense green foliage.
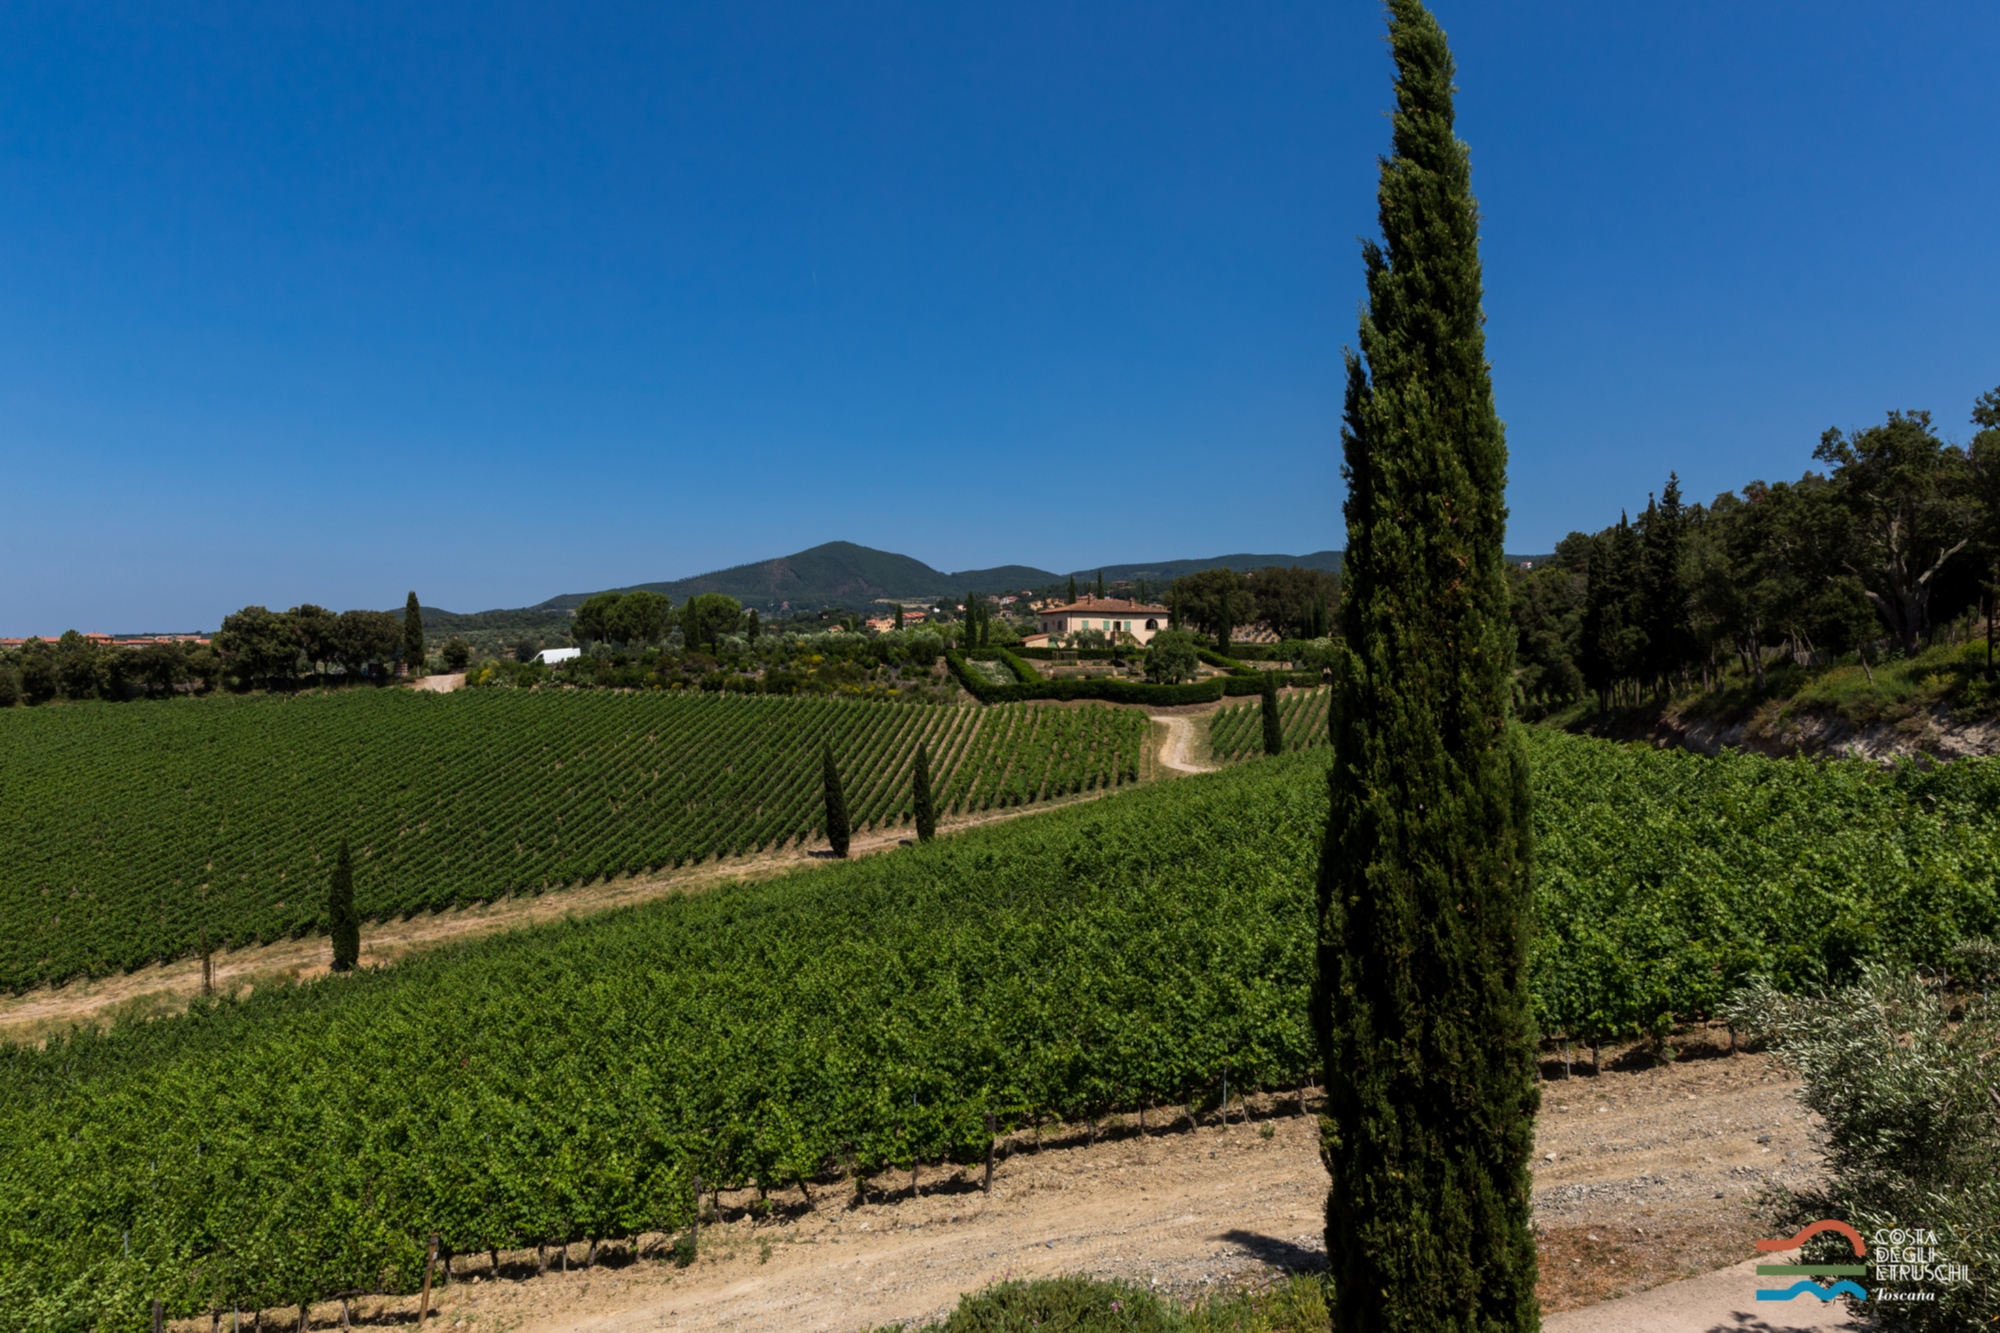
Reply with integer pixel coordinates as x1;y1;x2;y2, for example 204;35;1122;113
0;753;1326;1331
914;741;937;842
326;840;358;974
1259;675;1282;756
0;690;1146;991
822;742;851;858
1513;385;2000;715
1214;714;2000;1044
1318;4;1540;1328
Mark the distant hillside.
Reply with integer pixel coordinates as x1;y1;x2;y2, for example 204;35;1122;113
429;540;1556;626
530;543;962;613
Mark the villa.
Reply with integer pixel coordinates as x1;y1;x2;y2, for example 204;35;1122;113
1035;594;1172;646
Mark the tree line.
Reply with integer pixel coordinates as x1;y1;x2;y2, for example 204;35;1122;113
1513;390;2000;710
1167;565;1340;652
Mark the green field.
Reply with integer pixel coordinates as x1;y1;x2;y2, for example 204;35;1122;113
0;691;1148;992
1;750;1323;1330
8;729;2000;1330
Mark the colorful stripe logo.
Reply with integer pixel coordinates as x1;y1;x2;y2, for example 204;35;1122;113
1754;1220;1868;1303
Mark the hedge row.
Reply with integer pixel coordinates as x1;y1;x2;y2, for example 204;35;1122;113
945;652;1226;706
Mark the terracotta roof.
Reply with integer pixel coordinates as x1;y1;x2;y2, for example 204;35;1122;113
1037;596;1170;616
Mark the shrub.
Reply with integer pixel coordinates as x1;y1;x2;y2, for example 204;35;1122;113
1146;630;1202;685
1730;967;2000;1329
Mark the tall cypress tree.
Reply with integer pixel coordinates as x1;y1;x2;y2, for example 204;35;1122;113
1067;575;1077;603
822;742;851;859
1095;570;1105;598
1316;4;1539;1330
328;838;360;972
1261;672;1284;756
1637;475;1692;694
912;742;936;842
402;592;425;676
894;604;904;632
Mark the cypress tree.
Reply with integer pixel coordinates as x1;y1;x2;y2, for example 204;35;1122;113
894;604;904;632
1637;475;1693;694
1261;672;1284;756
912;742;936;842
1095;570;1105;598
402;592;425;676
747;608;761;642
1067;575;1077;603
328;839;360;972
822;742;850;859
1316;4;1539;1331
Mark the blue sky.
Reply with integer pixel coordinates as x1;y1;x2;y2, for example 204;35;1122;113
3;2;1996;632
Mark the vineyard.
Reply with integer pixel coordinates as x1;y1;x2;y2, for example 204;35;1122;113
1207;687;1331;760
6;732;2000;1328
0;691;1149;992
0;752;1325;1333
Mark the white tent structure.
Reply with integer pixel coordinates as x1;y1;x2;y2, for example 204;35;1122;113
532;647;582;666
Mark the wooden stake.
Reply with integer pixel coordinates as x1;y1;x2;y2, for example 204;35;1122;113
340;1299;351;1332
417;1234;438;1325
984;1113;996;1193
153;1299;164;1333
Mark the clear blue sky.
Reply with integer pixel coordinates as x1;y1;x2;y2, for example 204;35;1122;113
3;2;1996;632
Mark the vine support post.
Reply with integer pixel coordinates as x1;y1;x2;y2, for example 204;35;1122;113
693;1175;702;1247
153;1299;164;1333
984;1113;996;1193
418;1233;439;1325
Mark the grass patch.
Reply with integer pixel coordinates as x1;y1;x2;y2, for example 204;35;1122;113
865;1274;1330;1333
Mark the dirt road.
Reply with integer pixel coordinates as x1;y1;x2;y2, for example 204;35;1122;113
1151;713;1216;774
283;1041;1818;1333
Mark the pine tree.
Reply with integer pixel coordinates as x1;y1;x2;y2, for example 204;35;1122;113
822;743;850;859
912;742;936;842
1316;4;1539;1330
402;592;425;676
1261;673;1284;756
328;838;360;972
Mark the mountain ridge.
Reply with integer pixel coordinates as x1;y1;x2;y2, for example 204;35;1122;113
430;540;1549;620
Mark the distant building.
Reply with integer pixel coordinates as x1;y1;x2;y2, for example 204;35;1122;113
533;647;583;666
1036;595;1172;646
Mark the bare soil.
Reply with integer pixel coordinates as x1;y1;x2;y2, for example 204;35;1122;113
209;1036;1817;1333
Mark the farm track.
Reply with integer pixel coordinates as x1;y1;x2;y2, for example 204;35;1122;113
179;1042;1821;1333
0;704;1221;1044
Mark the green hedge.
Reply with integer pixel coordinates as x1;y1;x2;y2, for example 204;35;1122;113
1012;646;1125;661
946;652;1224;706
1221;671;1319;696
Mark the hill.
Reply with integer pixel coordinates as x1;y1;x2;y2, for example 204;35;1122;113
425;542;1557;626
